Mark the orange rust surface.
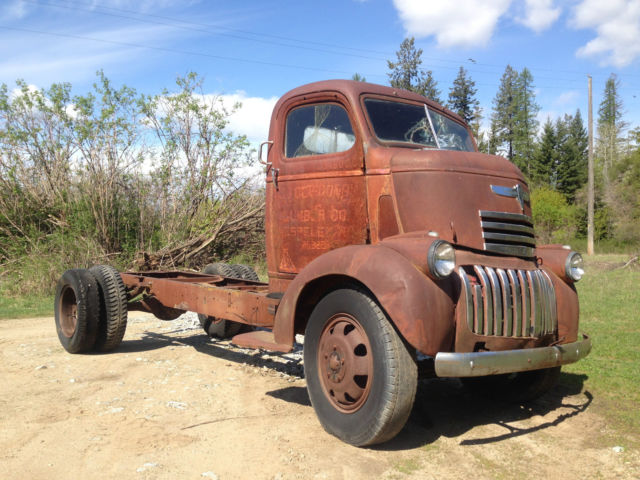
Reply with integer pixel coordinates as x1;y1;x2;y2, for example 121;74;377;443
121;273;278;327
272;244;455;356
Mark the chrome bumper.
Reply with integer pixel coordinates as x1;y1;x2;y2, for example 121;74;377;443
434;334;591;377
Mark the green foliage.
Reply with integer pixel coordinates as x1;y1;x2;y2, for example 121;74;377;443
512;68;539;176
387;37;442;103
490;66;539;176
531;186;576;243
447;66;479;125
610;148;640;242
556;110;588;201
532;118;557;186
490;65;519;160
0;71;263;295
351;73;366;82
597;73;627;181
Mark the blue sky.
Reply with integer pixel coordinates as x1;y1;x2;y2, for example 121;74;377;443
1;0;639;144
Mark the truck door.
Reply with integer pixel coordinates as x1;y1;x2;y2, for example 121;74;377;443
266;94;368;291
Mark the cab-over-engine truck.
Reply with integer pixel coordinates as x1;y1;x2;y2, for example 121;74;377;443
54;80;591;446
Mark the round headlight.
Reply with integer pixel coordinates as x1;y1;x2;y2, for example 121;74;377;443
565;252;584;282
428;240;456;278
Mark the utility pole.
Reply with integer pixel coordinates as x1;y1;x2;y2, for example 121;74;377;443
587;75;595;256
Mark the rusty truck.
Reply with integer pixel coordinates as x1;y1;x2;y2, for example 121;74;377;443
54;80;591;446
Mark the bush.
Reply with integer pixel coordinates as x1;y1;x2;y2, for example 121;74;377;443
531;186;576;244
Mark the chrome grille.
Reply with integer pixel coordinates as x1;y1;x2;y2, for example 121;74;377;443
458;266;557;338
479;210;536;258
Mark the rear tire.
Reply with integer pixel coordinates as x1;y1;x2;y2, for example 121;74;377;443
230;264;260;282
461;366;561;402
90;265;128;352
54;269;100;354
304;288;417;446
198;262;243;339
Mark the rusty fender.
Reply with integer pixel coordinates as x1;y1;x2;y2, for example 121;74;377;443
272;243;455;355
536;245;580;343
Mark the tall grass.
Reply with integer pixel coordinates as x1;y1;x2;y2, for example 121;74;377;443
564;254;640;440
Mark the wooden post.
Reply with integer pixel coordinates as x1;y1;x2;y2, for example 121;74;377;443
587;75;595;256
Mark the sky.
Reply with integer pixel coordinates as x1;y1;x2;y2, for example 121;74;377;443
1;0;639;145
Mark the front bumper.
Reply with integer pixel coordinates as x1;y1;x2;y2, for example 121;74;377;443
434;334;591;377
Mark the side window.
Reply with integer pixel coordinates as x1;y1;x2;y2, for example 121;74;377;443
285;103;355;158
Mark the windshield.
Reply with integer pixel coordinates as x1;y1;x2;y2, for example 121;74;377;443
364;98;475;152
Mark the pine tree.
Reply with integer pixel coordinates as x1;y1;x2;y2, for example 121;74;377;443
352;73;367;82
418;71;442;104
597;73;627;181
490;65;519;161
556;110;588;201
469;105;484;146
447;66;480;125
513;68;540;177
532;118;557;186
387;37;442;103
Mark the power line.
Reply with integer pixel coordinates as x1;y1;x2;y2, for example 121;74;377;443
20;0;640;83
23;0;391;63
0;24;386;78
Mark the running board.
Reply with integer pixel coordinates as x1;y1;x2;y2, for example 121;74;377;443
231;330;292;353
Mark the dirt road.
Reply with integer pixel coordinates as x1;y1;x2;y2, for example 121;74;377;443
1;314;637;479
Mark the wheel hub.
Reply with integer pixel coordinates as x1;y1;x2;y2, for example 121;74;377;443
59;286;78;338
317;314;373;413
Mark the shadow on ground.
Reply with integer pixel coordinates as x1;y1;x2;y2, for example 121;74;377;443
117;329;592;451
377;372;592;450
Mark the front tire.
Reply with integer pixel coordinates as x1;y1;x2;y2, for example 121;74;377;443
304;288;417;446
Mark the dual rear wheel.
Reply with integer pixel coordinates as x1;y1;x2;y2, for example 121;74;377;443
54;266;128;354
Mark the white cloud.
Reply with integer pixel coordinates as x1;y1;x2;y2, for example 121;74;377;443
554;90;579;106
392;0;513;48
220;92;279;145
518;0;561;32
571;0;640;67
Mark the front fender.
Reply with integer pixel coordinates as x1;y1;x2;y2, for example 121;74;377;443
272;244;456;355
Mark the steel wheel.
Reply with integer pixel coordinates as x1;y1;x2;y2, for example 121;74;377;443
317;313;373;412
304;288;417;446
59;286;78;338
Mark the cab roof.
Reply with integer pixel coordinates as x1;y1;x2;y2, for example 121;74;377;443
275;79;466;126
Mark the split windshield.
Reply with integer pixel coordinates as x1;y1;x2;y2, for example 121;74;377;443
364;98;475;152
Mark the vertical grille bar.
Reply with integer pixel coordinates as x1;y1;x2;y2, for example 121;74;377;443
486;268;502;336
473;284;483;333
527;270;544;337
474;266;493;335
459;268;474;332
496;268;511;337
507;269;521;337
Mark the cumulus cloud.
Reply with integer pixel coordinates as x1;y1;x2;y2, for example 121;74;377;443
518;0;561;32
571;0;640;67
220;92;279;145
392;0;513;48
